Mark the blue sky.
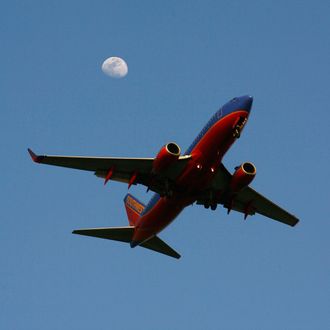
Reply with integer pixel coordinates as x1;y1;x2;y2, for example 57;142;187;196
1;1;330;329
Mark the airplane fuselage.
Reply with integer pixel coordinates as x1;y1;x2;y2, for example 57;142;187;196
131;97;253;246
28;94;299;259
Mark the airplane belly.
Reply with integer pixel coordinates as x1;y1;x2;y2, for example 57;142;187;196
132;196;188;244
131;110;251;247
175;110;250;192
197;110;249;159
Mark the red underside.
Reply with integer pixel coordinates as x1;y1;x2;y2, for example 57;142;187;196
132;110;249;244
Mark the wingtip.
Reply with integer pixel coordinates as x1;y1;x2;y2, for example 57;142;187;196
27;148;44;163
72;230;87;235
291;218;300;227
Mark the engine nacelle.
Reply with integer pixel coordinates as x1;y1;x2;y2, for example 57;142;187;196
230;162;256;193
152;142;181;174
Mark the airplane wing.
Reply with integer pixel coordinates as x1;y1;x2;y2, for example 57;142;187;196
196;163;299;227
28;148;191;193
232;186;299;226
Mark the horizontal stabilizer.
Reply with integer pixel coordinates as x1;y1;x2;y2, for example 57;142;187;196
73;226;134;243
72;226;180;259
141;236;181;259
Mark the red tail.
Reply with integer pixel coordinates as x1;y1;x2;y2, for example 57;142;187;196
124;194;146;226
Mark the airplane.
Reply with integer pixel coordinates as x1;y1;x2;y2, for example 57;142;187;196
28;95;299;259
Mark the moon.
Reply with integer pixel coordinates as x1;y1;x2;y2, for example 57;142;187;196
102;57;128;78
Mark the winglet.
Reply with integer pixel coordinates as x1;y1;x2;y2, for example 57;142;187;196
27;148;44;163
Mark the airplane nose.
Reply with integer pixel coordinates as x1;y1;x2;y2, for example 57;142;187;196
243;96;253;112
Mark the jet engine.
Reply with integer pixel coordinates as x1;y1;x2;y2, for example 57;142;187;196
152;142;181;174
230;162;256;192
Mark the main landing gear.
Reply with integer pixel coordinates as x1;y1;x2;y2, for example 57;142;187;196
204;203;217;211
204;190;218;210
160;179;174;198
161;190;173;198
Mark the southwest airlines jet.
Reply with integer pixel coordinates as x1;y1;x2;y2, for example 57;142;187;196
28;95;299;259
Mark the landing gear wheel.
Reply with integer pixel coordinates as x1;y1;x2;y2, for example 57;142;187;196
161;190;173;198
204;203;210;209
166;190;173;198
210;203;217;211
161;179;173;198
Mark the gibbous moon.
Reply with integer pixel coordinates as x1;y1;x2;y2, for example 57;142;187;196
102;57;128;78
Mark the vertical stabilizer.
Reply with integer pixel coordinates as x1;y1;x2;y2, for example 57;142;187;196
124;194;146;225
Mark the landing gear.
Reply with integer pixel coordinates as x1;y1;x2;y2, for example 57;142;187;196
204;203;217;210
160;179;173;198
166;190;173;198
203;190;218;211
160;189;173;198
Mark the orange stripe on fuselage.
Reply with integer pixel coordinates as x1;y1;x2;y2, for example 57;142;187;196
132;110;250;245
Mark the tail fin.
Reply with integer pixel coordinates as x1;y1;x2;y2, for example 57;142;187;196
124;193;146;225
